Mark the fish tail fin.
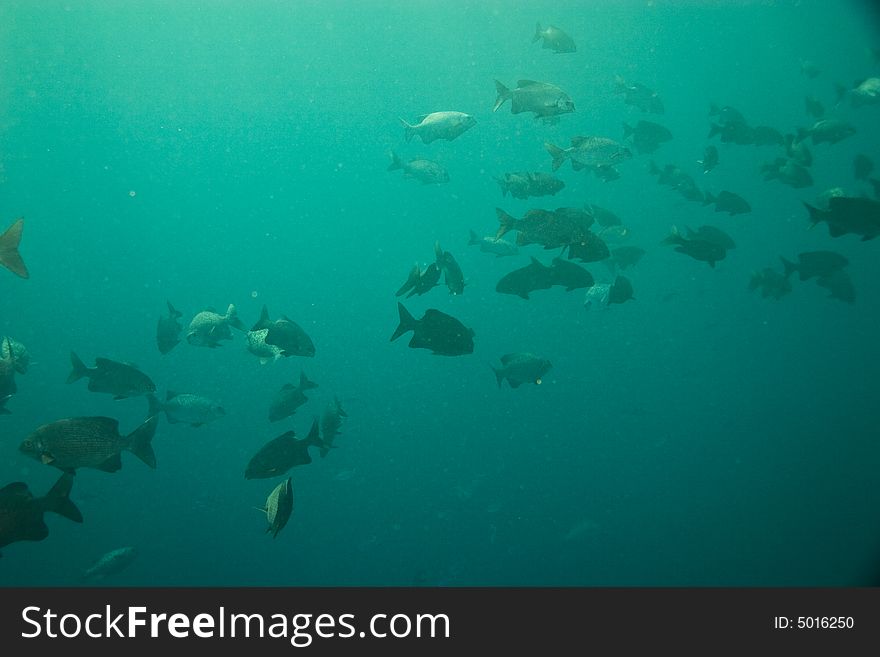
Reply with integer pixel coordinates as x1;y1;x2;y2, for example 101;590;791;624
533;22;542;42
66;351;88;384
702;191;715;206
491;364;504;388
43;473;83;523
387;151;403;171
166;300;182;319
299;371;318;391
802;201;824;227
146;393;162;419
399;118;416;143
390;302;417;342
622;122;633;139
707;123;721;139
544;142;566;171
661;225;682;246
468;229;481;246
493;80;511;112
126;416;158;469
433;240;444;266
306;417;322;448
225;303;246;331
0;218;29;279
495;207;517;239
779;256;797;279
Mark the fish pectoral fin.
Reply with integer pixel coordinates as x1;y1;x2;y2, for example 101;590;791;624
40;453;55;465
96;453;123;473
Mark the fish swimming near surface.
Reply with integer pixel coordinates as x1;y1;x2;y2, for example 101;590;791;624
545;137;632;173
781;251;849;281
268;372;318;423
0;473;82;557
20;415;158;474
0;218;28;279
390;303;474;356
245;419;323;480
156;301;183;355
496;257;557;300
261;478;294;538
533;23;576;53
803;197;880;240
186;304;246;348
320;396;347;457
703;190;751;215
148;391;226;427
82;546;138;581
495;172;565;200
467;230;519;257
614;76;664;114
748;268;792;300
399;111;476;144
251;306;315;357
434;241;465;295
491;353;553;389
67;352;156;399
493;79;575;119
387;152;449;185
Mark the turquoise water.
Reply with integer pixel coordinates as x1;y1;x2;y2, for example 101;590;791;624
1;0;878;586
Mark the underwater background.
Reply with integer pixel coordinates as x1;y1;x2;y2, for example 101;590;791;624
1;0;879;586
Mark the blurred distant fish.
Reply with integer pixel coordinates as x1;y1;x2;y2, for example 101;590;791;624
186;304;246;348
545;136;632;172
662;225;729;268
796;119;856;145
467;230;519;257
533;23;576;53
387;152;449;185
83;547;137;581
261;478;293;538
748;268;791;300
804;95;825;118
587;204;622;227
698;145;719;173
762;158;813;188
493;79;575;119
780;251;848;281
784;134;813;167
622;120;672;154
491;353;552;389
815;269;856;303
0;474;82;557
614;75;664;114
156;301;183;355
609;246;646;270
434;241;465;295
835;77;880;107
320;396;347;457
390;303;474;356
245;419;323;480
251;306;315;358
800;60;820;79
703;190;751;215
0;218;28;279
268;372;318;423
399;111;475;144
567;231;610;263
148;391;225;428
495;172;565;200
854;154;874;181
67;352;156;399
752;125;784;146
608;275;635;304
496;207;595;250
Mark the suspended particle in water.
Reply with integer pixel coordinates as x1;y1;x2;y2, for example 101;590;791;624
251;290;259;298
128;190;136;197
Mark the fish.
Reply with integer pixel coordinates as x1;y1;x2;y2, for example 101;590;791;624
320;396;347;457
796;119;856;145
662;226;728;268
836;77;880;107
780;251;849;281
804;95;825;118
156;301;183;355
854;154;874;181
395;262;441;298
583;283;610;309
245;418;323;479
708;121;754;145
186;304;246;348
467;230;519;257
495;258;556;300
492;353;553;389
246;328;283;364
648;161;705;202
495;172;565;200
566;231;611;263
708;103;747;127
0;337;29;375
20;415;158;474
0;340;19;404
685;225;736;250
390;303;474;356
703;190;751;215
609;246;646;270
493;79;575;119
268;372;318;423
608;275;635;304
803;197;880;240
762;158;813;188
783;134;813;167
748;268;792;300
0;218;28;279
261;478;294;538
82;547;137;581
399;111;476;144
148;391;226;427
67;352;156;399
0;474;82;557
434;241;465;295
551;257;594;291
614;76;664;114
496;207;595;249
698;145;719;173
800;60;821;79
0;395;11;415
545;136;632;173
587;205;622;227
251;306;315;357
622;120;673;154
387;152;449;185
533;23;576;53
815;269;856;303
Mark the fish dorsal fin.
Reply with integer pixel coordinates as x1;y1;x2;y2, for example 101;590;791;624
529;256;545;268
166;390;178;400
96;453;122;473
570;136;590;147
500;353;519;366
517;79;541;87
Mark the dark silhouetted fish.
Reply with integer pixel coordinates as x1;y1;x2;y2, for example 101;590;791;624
493;79;575;119
662;226;728;268
703;190;751;215
495;172;565;199
609;246;646;270
496;258;556;300
496;207;595;249
390;303;474;356
804;95;824;118
252;306;315;357
156;301;183;355
244;418;322;479
434;241;465;295
622;120;672;154
551;257;594;291
268;372;318;423
608;275;635;304
0;218;28;279
492;353;552;389
320;396;347;457
803;197;880;240
0;474;82;557
762;158;813;188
698;145;719;173
533;23;576;53
67;352;156;399
816;269;855;303
748;268;791;300
614;76;664;113
781;251;849;281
